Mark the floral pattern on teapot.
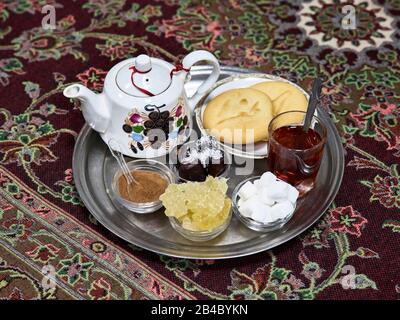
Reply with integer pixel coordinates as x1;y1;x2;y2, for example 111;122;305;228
122;97;189;154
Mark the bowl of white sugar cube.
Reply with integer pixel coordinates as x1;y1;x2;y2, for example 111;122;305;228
232;171;299;232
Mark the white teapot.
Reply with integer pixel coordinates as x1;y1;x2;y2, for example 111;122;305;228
64;51;220;157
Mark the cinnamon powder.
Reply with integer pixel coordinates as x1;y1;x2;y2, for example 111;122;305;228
118;170;168;203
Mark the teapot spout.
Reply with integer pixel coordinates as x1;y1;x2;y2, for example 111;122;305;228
63;84;110;133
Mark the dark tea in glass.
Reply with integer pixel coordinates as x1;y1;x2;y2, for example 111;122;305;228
267;111;327;195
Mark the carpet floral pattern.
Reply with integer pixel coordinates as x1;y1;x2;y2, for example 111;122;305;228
0;0;399;299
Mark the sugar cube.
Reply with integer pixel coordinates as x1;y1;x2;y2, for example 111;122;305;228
265;180;288;201
251;202;270;223
238;198;254;218
259;172;277;187
263;217;275;224
287;185;299;204
270;201;295;220
238;181;257;200
262;207;276;224
257;187;275;206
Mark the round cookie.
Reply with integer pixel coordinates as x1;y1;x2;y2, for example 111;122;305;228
203;88;273;144
251;81;308;115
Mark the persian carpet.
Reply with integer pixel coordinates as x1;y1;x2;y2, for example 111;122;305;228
0;0;399;300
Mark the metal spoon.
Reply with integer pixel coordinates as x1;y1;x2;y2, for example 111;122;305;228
303;77;323;132
295;154;319;175
107;139;140;189
294;77;323;177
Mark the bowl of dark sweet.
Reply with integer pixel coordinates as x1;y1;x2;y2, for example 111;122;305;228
173;136;230;182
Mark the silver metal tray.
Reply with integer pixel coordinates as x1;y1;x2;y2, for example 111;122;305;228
73;66;344;259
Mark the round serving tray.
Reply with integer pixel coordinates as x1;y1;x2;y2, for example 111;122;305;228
72;66;344;259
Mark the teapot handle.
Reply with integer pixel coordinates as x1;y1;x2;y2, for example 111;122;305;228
182;50;220;109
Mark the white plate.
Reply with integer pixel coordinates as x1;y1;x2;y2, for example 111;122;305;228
195;73;310;159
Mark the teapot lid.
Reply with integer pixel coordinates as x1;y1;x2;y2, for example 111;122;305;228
115;55;174;97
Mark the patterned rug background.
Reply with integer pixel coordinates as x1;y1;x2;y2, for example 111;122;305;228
0;0;399;300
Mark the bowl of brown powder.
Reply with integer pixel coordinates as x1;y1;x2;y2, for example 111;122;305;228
111;159;176;214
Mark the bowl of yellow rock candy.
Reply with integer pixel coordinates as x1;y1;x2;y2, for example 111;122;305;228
160;176;232;242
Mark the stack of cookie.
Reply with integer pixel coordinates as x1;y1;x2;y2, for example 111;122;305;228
203;81;308;145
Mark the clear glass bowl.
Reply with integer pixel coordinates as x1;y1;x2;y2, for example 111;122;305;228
168;204;232;242
172;139;231;183
232;176;296;232
111;159;176;214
